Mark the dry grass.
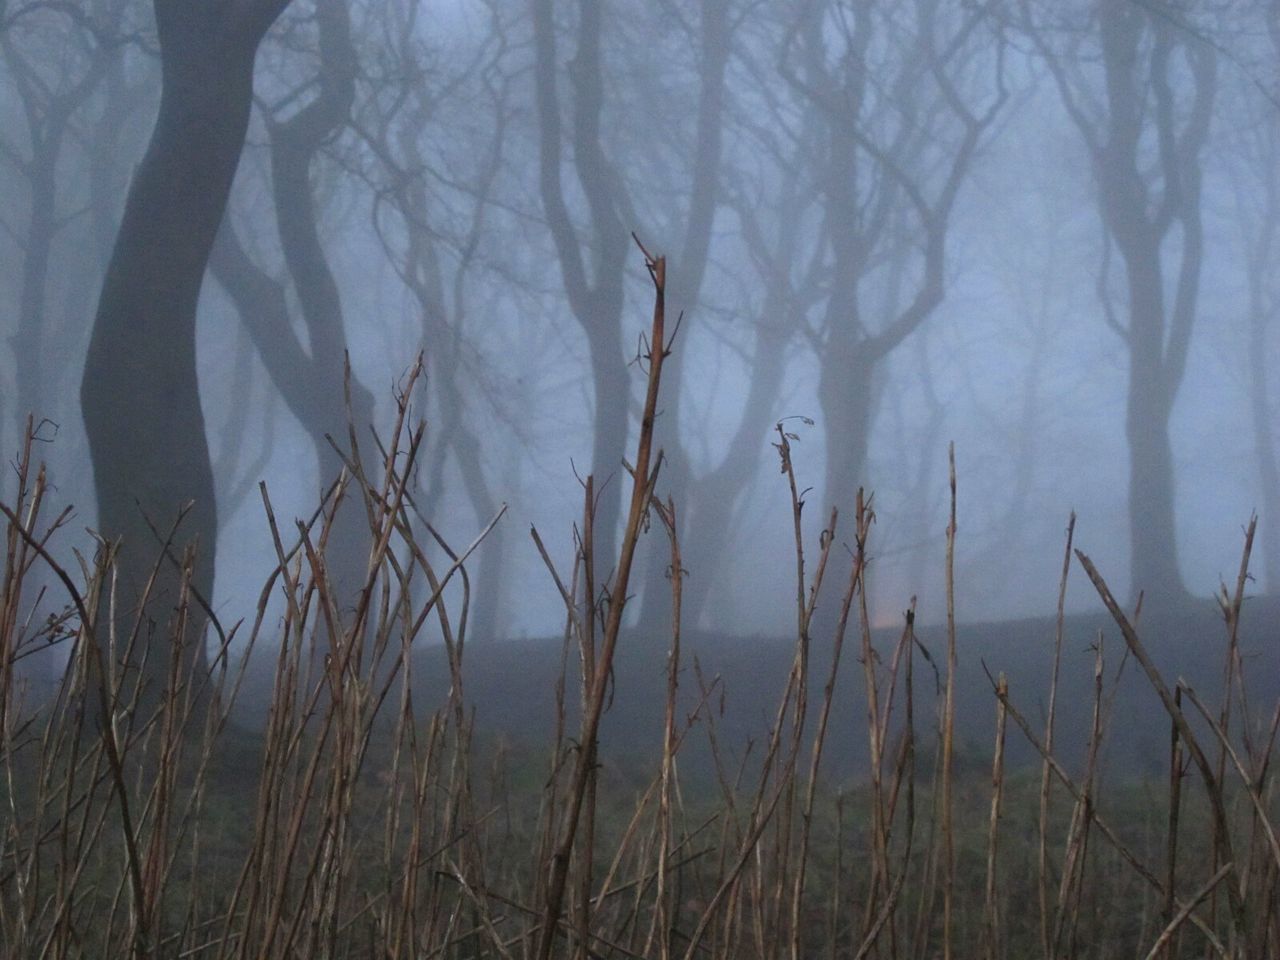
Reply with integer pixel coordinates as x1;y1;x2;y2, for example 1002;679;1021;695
1;249;1277;958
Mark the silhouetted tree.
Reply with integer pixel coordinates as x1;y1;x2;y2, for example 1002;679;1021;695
2;0;124;434
353;0;515;641
623;0;735;631
1230;3;1280;592
1023;0;1216;601
80;0;292;701
530;0;633;571
780;0;1005;559
210;0;376;609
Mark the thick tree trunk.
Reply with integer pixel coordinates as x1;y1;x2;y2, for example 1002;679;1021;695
1086;3;1214;603
209;217;374;611
1240;116;1280;594
1118;246;1185;600
80;0;287;707
819;348;877;541
400;234;510;643
1124;367;1182;599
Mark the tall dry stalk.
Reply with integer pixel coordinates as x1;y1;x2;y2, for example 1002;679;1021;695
982;673;1007;960
941;441;958;960
532;242;673;960
1039;511;1073;957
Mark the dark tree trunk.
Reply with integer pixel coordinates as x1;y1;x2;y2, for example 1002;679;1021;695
1125;364;1182;597
209;215;374;611
798;0;996;610
408;246;509;644
80;0;289;705
1235;85;1280;594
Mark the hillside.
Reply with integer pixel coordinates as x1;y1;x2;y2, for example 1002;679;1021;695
341;592;1280;782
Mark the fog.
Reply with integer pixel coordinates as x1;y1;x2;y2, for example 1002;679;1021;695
1;0;1277;648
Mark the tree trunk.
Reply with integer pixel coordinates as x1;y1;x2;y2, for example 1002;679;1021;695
80;0;288;707
819;347;878;541
1118;245;1185;600
679;319;788;629
1086;3;1215;602
531;0;631;571
1239;109;1280;594
1124;367;1182;599
264;0;374;609
631;0;730;633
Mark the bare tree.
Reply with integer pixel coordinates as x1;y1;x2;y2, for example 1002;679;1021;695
1225;4;1280;592
1;0;124;429
621;0;737;630
530;0;633;570
80;0;292;698
781;0;1005;543
209;0;376;607
353;0;515;641
1023;0;1217;601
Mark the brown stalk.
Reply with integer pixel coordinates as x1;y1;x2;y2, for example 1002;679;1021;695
534;245;671;960
982;673;1007;960
1162;685;1184;960
1075;550;1246;948
1039;511;1073;957
1144;862;1235;960
0;501;151;958
941;441;957;960
790;500;863;960
993;677;1229;957
853;488;892;936
649;493;684;960
769;420;831;958
1179;682;1280;870
1051;635;1104;960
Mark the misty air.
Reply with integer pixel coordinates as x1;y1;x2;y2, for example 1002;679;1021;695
0;1;1277;957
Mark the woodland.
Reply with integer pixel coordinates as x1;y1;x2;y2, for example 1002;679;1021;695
0;0;1278;957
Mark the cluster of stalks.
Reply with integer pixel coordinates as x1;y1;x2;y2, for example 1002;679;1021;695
1;248;1277;958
